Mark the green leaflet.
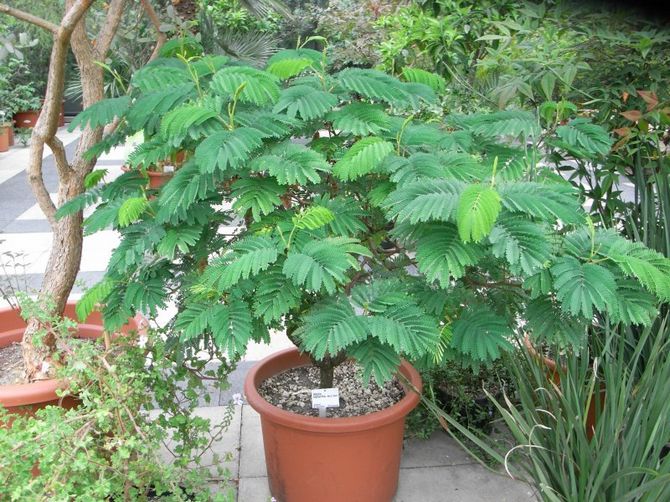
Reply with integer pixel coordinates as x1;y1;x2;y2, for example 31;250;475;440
201;236;279;291
210;66;280;106
195;128;265;174
326;102;391;136
68;96;131;132
489;215;551;275
282;237;370;294
250;142;330;185
551;256;618;318
230;178;284;222
384;179;464;224
457;184;501;243
451;310;514;361
401;67;446;93
299;296;369;360
332;137;394;181
415;223;484;287
273;85;338;120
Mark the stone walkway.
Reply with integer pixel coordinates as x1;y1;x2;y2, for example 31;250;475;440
0;129;535;501
168;405;536;502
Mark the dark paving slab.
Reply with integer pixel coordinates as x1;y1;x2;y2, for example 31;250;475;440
0;140;78;232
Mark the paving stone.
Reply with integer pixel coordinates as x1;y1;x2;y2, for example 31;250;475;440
237;476;272;501
401;431;477;468
239;405;267;478
394;464;536;502
157;405;242;479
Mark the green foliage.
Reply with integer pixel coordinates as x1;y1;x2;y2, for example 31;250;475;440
456;184;501;243
68;96;131;132
79;47;670;389
332;136;394;181
0;297;235;500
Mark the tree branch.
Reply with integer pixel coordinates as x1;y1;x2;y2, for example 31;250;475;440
140;0;167;60
0;3;58;33
94;0;127;58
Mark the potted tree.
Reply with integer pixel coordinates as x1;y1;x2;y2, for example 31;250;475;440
75;47;670;502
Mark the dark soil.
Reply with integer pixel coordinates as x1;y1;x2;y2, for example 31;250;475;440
0;343;25;385
258;361;405;418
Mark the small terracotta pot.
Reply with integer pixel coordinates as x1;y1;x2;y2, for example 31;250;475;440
0;302;147;417
13;101;65;129
121;165;174;189
0;125;9;152
523;336;605;439
244;348;422;502
13;110;40;129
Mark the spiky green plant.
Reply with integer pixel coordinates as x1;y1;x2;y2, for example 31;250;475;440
62;42;670;388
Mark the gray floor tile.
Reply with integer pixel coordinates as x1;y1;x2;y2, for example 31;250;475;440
239;405;267;478
401;430;477;468
237;477;272;502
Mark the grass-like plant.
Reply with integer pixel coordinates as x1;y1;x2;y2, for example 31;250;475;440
64;41;670;388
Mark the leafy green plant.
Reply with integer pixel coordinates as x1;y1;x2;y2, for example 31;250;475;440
0;296;236;501
64;43;670;389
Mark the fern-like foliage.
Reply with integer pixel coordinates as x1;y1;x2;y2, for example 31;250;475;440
68;96;131;132
327;103;391;136
282;237;370;294
332;137;394;181
201;236;279;291
451;310;514;361
456;184;501;243
401;67;446;93
273;85;338;120
415;223;484;287
384;179;464;224
211;66;280;106
80;47;670;386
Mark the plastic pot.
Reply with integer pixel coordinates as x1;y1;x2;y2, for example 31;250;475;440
244;348;422;502
0;302;147;417
0;125;9;152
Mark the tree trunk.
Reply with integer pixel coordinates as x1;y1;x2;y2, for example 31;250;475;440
318;363;335;389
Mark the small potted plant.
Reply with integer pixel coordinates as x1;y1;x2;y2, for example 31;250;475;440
11;83;44;129
73;45;670;502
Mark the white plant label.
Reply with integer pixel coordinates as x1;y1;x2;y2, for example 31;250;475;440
311;388;340;409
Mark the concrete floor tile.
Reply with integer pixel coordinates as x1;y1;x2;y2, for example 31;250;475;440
401;431;476;468
394;464;536;502
158;405;242;479
239;405;267;478
237;477;272;502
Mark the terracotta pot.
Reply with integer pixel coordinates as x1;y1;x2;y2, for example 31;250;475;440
13;110;40;129
0;125;9;152
121;165;174;189
7;124;14;146
244;348;422;502
523;336;605;439
13;101;65;129
0;302;147;417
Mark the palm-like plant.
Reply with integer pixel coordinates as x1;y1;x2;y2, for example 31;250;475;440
64;43;670;388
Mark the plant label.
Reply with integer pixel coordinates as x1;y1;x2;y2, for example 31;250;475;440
311;388;340;409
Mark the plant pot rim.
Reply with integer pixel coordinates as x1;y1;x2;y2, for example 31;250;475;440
0;302;148;409
244;347;422;433
121;165;175;177
523;334;558;372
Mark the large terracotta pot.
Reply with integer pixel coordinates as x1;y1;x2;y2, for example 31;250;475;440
0;302;147;417
0;125;9;152
244;348;422;502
